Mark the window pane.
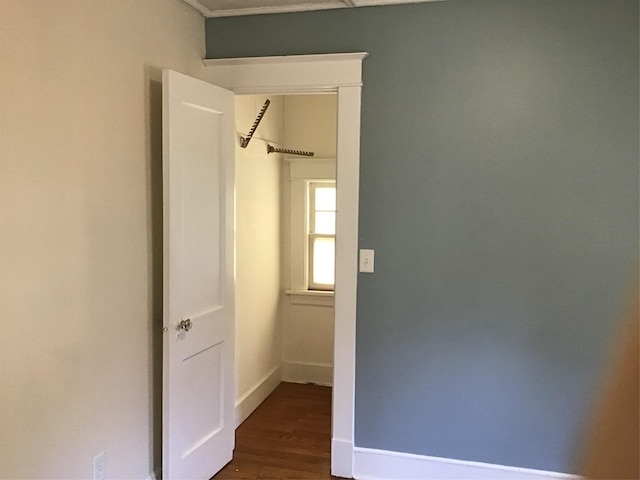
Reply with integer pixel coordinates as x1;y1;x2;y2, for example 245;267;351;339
314;212;335;234
312;237;335;286
315;187;336;211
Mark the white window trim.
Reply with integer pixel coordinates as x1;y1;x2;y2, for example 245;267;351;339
285;158;336;306
285;289;335;306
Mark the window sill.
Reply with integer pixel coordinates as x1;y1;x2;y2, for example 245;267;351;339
285;289;334;306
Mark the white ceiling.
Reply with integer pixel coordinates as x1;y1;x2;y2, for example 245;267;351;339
183;0;443;17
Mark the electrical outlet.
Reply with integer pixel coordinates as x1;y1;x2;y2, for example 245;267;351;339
93;452;105;480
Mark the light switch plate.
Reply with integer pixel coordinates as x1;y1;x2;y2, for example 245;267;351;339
359;249;374;273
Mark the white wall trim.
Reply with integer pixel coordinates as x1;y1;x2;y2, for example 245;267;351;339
331;84;362;478
355;0;445;5
204;53;365;479
203;53;368;95
185;0;346;18
285;289;335;306
235;362;283;428
283;361;333;386
332;438;355;479
204;53;368;67
353;447;582;480
186;0;445;18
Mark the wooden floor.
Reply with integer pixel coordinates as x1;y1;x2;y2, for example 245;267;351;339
212;382;339;479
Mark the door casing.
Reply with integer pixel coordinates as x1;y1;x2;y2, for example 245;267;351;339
203;52;367;478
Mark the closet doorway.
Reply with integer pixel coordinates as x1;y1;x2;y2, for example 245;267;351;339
234;93;337;427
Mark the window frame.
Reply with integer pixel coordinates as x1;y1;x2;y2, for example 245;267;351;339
285;158;336;306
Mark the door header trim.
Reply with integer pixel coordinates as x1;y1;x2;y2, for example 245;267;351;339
203;52;368;67
202;52;368;94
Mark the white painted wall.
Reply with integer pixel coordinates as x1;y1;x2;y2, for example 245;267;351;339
284;94;337;159
0;1;206;478
234;95;284;423
281;95;337;385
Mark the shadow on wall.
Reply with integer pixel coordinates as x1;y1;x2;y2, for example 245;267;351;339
145;65;164;476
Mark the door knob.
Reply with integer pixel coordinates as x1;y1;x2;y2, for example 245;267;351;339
177;318;192;332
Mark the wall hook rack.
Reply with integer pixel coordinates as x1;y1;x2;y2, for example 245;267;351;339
267;144;314;157
240;99;270;148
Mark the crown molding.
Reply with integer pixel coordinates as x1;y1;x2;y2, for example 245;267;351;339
184;0;445;18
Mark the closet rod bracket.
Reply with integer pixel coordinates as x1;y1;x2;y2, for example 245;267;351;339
240;99;270;148
267;144;314;157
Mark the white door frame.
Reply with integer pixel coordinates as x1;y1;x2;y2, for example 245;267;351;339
203;52;367;478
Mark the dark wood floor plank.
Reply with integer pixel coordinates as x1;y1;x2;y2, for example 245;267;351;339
212;382;341;480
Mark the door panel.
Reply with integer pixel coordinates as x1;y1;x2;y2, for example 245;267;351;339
162;69;235;480
180;106;222;312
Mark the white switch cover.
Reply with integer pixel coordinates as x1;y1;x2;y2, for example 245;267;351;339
359;249;375;273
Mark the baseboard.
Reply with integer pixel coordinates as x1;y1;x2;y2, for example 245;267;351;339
282;360;333;386
332;438;354;479
235;362;283;428
353;447;582;480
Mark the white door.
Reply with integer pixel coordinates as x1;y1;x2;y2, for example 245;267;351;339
162;69;235;480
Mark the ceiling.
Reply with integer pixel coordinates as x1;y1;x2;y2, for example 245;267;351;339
183;0;443;17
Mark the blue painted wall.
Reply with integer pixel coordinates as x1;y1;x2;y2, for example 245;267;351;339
206;0;638;473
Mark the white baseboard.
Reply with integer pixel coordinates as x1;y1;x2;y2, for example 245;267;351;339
353;447;581;480
282;360;333;386
235;362;283;428
332;438;354;479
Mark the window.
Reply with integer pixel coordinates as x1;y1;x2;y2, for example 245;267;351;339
285;158;336;305
308;182;336;290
